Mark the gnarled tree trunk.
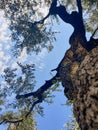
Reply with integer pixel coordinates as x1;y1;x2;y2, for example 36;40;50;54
73;46;98;130
59;39;98;130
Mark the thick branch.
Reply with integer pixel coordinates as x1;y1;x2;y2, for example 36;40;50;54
76;0;83;18
16;72;60;100
1;72;60;125
15;69;60;124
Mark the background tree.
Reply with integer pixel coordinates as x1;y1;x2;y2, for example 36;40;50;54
0;0;98;129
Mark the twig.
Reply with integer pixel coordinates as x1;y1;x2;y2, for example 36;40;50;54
0;118;23;124
25;99;42;118
90;27;98;39
32;0;58;25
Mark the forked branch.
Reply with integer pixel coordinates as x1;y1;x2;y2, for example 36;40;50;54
33;0;58;25
0;71;60;124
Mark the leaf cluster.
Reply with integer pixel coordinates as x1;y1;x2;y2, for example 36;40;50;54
0;63;36;124
0;0;57;56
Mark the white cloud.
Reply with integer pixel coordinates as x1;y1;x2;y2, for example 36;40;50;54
18;47;28;63
0;10;48;73
0;11;11;73
0;51;4;58
30;48;48;70
11;62;19;69
0;12;10;43
5;44;10;50
38;62;45;70
3;55;11;62
32;1;49;22
0;44;2;50
38;6;48;16
0;61;7;74
36;48;47;61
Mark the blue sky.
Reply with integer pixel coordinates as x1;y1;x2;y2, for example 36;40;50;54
0;5;92;129
34;19;91;129
0;10;74;130
34;21;74;130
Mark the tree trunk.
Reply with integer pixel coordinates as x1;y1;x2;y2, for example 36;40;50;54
59;39;98;130
73;46;98;130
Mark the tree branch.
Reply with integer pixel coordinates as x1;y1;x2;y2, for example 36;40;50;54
0;48;61;125
76;0;83;18
32;0;58;25
25;99;42;118
33;13;50;25
90;27;98;39
0;120;6;125
0;117;23;124
0;71;60;125
0;100;42;124
16;72;60;100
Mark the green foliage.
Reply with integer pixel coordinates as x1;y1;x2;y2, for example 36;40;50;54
3;63;35;95
0;100;4;105
65;100;74;106
61;103;81;130
0;0;57;56
83;0;98;36
0;63;36;126
0;0;97;56
64;117;81;130
42;79;61;104
61;99;80;130
7;110;37;130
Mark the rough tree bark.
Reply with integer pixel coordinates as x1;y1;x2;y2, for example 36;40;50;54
59;34;98;130
72;46;98;130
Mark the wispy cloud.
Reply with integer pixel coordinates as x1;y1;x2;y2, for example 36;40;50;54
0;61;7;74
0;10;48;73
0;11;12;73
0;11;10;43
31;48;48;70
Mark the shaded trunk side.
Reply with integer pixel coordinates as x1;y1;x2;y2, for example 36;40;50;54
59;39;98;130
